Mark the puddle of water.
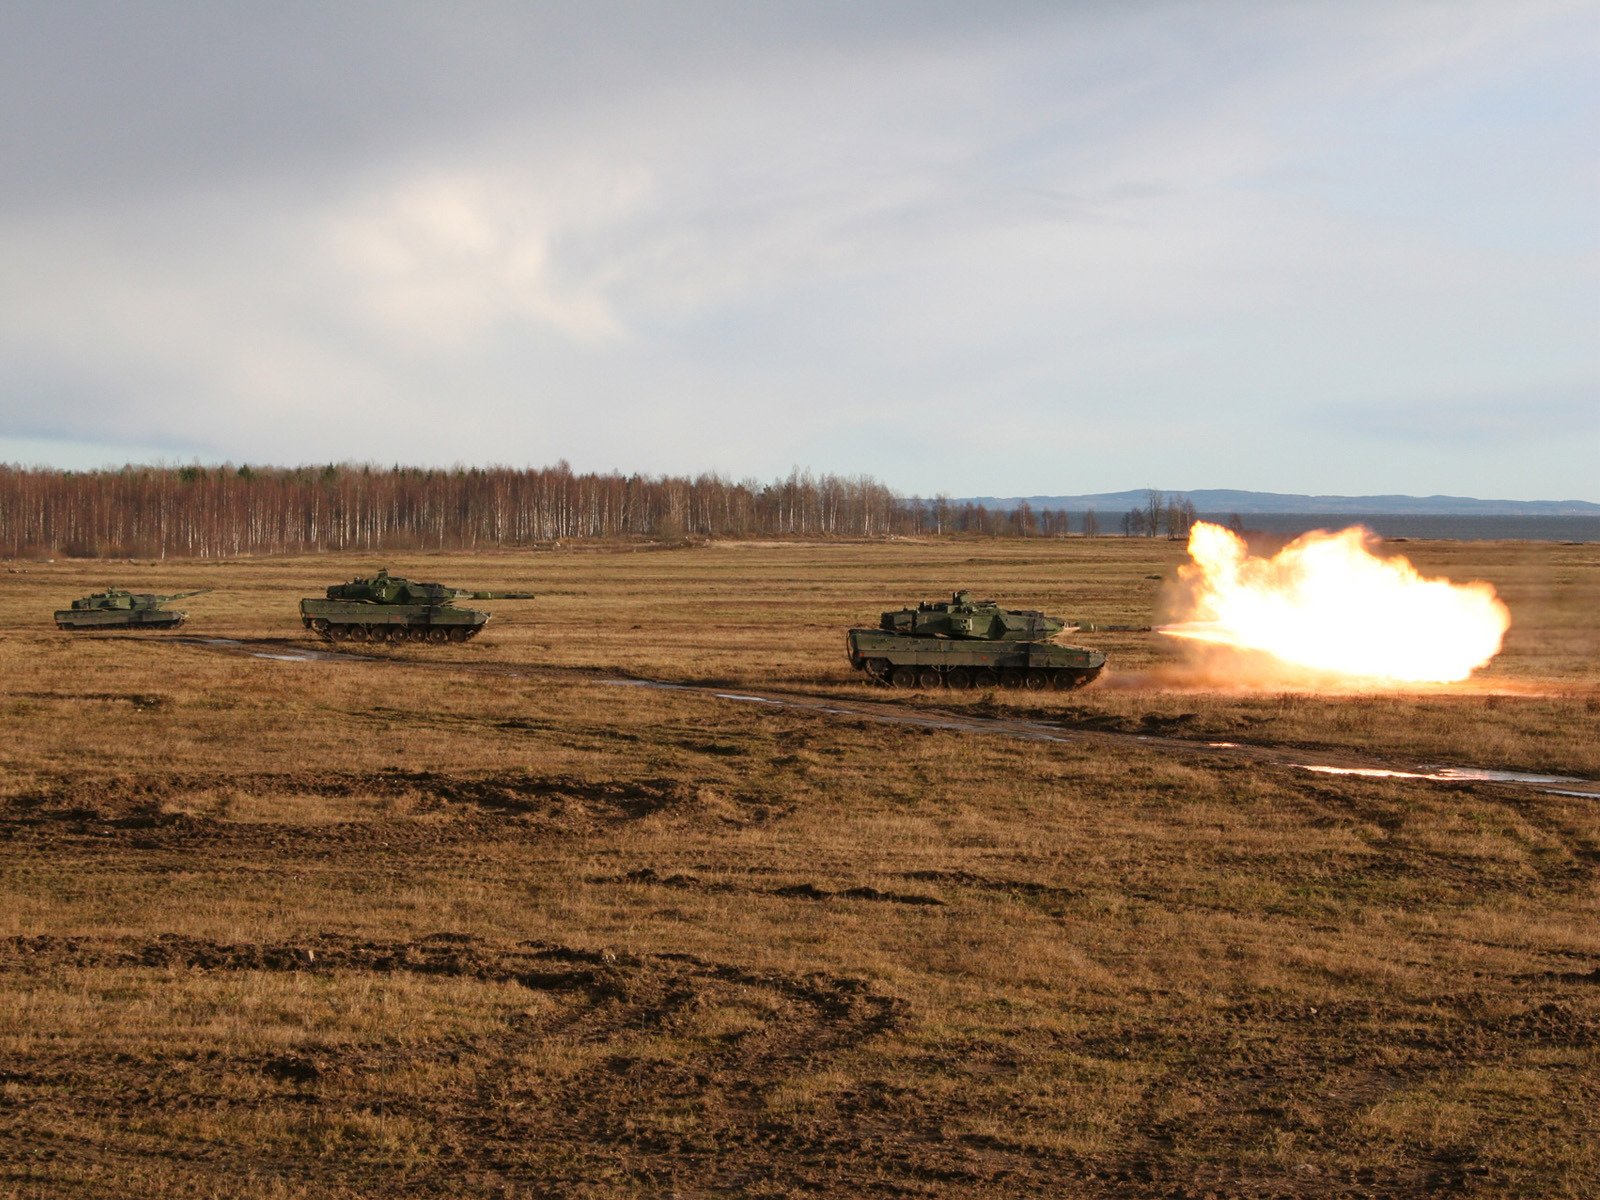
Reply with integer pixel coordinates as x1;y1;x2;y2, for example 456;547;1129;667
1301;763;1588;787
715;693;784;705
1302;765;1431;781
199;638;242;646
1424;766;1583;786
253;653;316;662
1208;741;1240;748
1300;763;1598;797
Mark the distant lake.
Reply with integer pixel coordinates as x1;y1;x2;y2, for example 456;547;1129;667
1196;513;1600;543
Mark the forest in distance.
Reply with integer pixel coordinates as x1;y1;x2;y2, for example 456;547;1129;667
1;463;1199;559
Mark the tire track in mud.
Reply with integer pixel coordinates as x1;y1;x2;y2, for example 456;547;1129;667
1089;986;1600;1198
591;865;1098;911
0;933;904;1048
168;635;1600;801
591;866;947;907
0;932;911;1196
0;768;785;857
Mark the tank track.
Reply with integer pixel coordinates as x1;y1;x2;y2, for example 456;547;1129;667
860;660;1100;692
55;616;187;631
303;620;481;645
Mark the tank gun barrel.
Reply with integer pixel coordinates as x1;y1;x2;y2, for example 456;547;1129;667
468;590;536;600
161;589;211;601
1069;621;1151;633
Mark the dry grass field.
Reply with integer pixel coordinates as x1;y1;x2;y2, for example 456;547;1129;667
1;536;1596;1198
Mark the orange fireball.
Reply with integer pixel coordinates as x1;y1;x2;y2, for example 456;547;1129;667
1161;523;1510;684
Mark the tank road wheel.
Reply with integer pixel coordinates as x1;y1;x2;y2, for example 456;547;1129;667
945;668;973;690
1049;670;1076;691
347;626;369;642
889;666;917;689
448;627;470;642
428;628;450;644
370;627;392;643
998;668;1025;690
1024;670;1049;691
973;669;999;689
917;668;943;690
310;619;330;638
326;624;349;641
863;658;890;683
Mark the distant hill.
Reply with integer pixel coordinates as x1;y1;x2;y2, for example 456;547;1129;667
949;490;1600;516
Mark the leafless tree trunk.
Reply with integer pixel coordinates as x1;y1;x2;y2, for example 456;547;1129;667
1143;488;1163;538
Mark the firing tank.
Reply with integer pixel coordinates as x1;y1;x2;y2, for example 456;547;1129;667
299;568;534;644
846;590;1141;690
54;589;208;631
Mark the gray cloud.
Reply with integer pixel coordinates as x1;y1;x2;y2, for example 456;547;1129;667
1;0;1595;499
0;1;1067;210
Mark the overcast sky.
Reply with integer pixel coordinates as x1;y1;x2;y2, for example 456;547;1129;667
1;1;1595;499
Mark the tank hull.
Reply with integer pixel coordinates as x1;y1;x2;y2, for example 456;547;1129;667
299;599;490;644
54;609;187;630
846;628;1104;690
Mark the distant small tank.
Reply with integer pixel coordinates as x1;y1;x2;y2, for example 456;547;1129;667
847;589;1140;690
54;589;208;631
299;568;535;644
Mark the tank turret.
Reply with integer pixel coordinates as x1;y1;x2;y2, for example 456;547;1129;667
848;589;1141;691
879;590;1066;641
55;588;208;630
301;568;535;644
322;569;537;606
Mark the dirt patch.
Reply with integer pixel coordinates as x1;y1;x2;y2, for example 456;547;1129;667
597;868;945;907
901;869;1080;902
7;769;685;819
771;882;944;906
0;770;786;856
13;690;171;709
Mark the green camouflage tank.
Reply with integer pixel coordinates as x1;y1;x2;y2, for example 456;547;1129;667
299;568;534;644
847;589;1140;691
54;589;208;630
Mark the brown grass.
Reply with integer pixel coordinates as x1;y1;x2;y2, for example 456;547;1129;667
0;538;1596;1197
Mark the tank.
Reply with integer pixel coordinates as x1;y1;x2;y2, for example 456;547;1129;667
299;568;535;644
54;589;208;630
846;590;1137;691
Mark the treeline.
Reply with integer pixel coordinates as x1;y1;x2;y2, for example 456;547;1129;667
1118;490;1200;538
0;463;1166;558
